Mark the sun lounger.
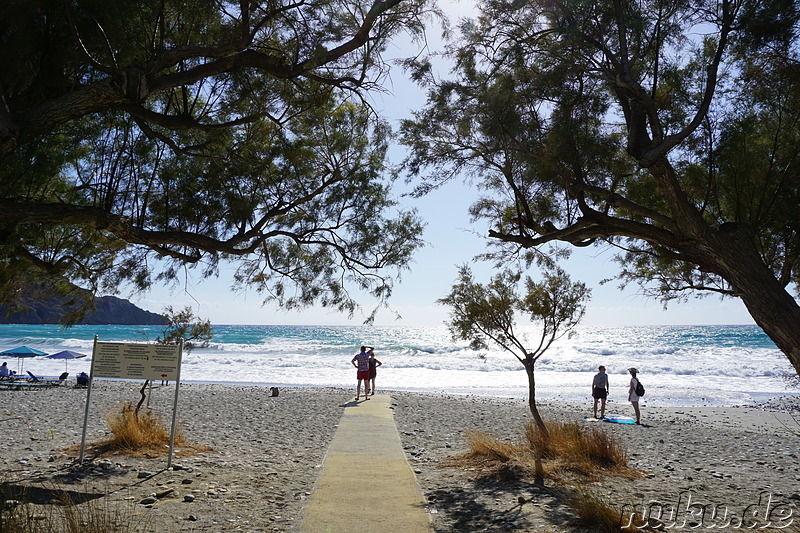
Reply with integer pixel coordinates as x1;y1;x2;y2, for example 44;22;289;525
0;380;52;390
25;371;67;386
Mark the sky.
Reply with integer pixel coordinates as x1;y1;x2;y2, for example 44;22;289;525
130;1;757;328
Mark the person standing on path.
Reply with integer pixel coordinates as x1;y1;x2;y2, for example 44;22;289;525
628;367;642;424
352;345;373;400
367;350;382;396
591;365;609;419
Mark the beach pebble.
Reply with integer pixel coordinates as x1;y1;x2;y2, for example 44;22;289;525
2;382;796;533
140;496;157;505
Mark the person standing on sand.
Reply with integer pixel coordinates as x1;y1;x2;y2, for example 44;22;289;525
367;350;382;396
628;367;642;424
351;345;373;400
591;365;609;419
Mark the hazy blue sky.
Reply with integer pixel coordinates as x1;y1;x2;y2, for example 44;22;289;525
132;1;756;327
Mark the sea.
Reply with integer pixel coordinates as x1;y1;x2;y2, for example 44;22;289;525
1;323;797;407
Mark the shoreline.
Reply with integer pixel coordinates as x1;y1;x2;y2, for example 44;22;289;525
2;322;795;410
65;376;800;409
1;382;798;531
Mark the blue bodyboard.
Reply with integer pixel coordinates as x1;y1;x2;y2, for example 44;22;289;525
583;415;636;424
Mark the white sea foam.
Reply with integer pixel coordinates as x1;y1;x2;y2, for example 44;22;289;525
1;324;797;406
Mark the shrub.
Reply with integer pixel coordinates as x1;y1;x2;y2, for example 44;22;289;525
449;419;637;482
103;402;183;456
526;420;631;477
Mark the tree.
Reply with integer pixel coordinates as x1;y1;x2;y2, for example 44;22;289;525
439;265;590;432
134;305;212;416
0;0;430;322
156;305;213;353
402;0;800;375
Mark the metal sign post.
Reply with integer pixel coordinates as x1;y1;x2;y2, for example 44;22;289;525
78;335;99;464
78;338;183;467
166;339;184;468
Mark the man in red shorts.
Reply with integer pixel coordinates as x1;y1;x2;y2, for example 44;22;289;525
351;345;373;400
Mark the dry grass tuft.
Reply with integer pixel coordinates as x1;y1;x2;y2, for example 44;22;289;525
0;488;149;533
562;488;642;533
445;430;533;480
67;402;212;459
463;430;519;462
526;421;637;479
448;420;639;482
102;402;182;456
60;495;146;533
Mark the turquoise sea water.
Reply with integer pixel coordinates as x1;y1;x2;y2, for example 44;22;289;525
0;323;796;406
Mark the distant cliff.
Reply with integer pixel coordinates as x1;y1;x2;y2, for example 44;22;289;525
0;294;167;325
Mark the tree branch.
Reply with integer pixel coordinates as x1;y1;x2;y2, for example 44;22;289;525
490;206;680;250
638;1;737;167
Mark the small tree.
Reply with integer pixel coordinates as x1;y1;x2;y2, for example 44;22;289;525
134;306;213;417
156;306;213;353
401;0;800;376
439;265;590;433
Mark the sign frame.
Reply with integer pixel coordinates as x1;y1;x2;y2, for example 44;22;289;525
79;337;184;468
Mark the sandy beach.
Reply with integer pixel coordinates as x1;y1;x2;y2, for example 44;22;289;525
1;382;798;532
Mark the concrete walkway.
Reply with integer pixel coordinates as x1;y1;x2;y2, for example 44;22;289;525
300;394;431;533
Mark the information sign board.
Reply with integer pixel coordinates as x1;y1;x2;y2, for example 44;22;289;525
93;342;180;381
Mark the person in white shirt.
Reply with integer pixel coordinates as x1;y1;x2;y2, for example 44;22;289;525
628;367;642;424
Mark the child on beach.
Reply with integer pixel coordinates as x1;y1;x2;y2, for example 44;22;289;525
351;345;373;400
368;350;382;395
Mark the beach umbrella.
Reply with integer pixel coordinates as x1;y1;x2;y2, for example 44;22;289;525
1;345;47;373
45;350;88;372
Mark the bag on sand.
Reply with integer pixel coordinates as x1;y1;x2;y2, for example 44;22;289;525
634;379;645;397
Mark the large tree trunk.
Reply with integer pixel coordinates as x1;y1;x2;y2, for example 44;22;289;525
649;159;800;378
704;228;800;377
740;292;800;378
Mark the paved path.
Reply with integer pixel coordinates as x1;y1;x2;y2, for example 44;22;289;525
300;394;431;533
